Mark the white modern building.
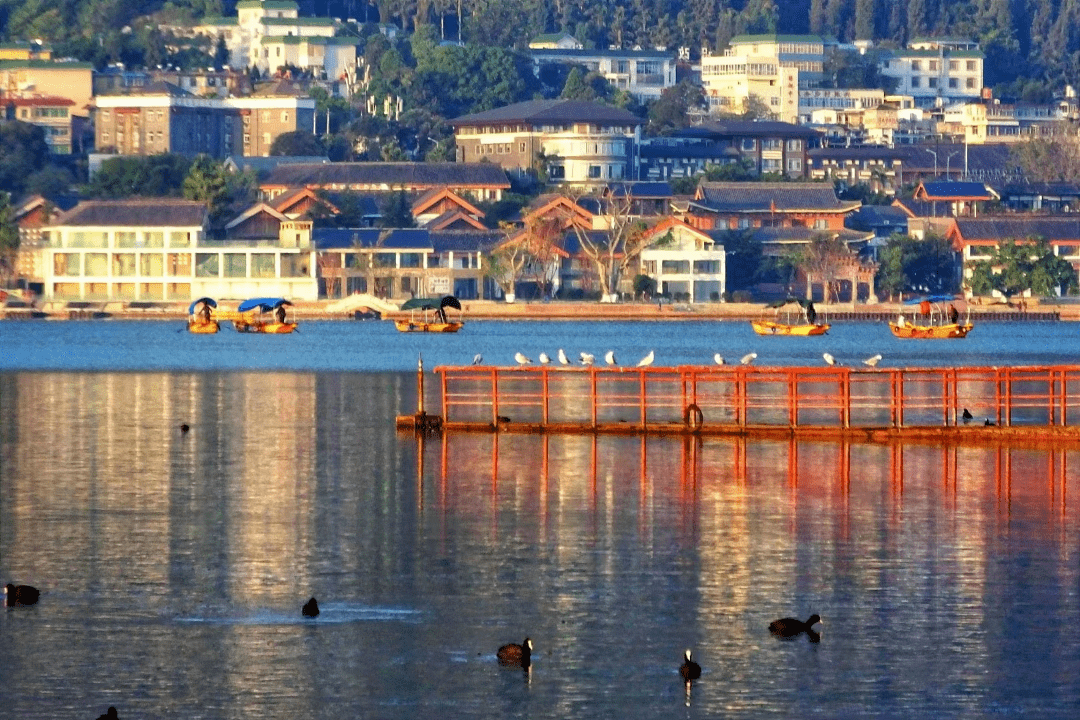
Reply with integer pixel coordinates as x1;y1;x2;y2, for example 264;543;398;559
639;218;726;302
42;200;318;302
528;47;676;102
879;39;984;109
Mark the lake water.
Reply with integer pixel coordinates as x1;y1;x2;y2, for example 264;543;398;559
1;320;1079;719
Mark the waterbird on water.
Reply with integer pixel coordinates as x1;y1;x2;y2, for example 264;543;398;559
679;649;701;680
863;353;883;367
713;354;725;365
4;583;39;607
740;352;757;366
514;352;531;366
769;614;821;638
539;352;551;365
557;348;569;365
605;350;617;366
497;637;532;668
637;350;655;367
302;597;320;618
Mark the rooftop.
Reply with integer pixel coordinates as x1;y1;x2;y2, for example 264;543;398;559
54;199;208;228
451;99;641;127
261;162;511;189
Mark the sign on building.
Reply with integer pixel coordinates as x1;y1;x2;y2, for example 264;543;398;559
427;275;451;295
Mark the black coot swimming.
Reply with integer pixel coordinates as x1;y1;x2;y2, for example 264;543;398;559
497;637;532;667
4;583;39;607
302;597;319;618
769;614;821;637
679;649;701;680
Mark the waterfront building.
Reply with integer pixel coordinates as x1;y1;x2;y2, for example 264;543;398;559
450;99;640;185
879;38;984;109
638;217;726;302
41;199;318;302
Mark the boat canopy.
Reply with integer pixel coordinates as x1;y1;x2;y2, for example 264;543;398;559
188;297;216;314
400;295;461;311
766;297;812;309
237;297;292;313
903;295;956;305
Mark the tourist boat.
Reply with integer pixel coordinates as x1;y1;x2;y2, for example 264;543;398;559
232;297;297;334
889;296;972;339
187;297;219;334
751;298;829;336
394;296;463;333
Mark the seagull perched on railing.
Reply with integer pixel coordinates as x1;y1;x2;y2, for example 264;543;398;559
539;352;551;365
823;352;839;366
557;348;570;365
740;352;757;366
636;350;655;367
472;353;483;366
863;353;883;367
580;352;595;366
713;354;725;365
605;350;617;366
514;352;531;365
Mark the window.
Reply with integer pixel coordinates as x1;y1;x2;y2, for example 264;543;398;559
967;78;976;89
911;61;920;71
166;253;191;276
112;253;136;276
949;61;958;71
115;231;137;248
813;219;828;230
949;78;958;89
741;138;756;151
251;253;276;278
53;253;79;276
762;139;782;150
195;253;219;277
928;77;938;88
588;165;602;178
786;139;802;151
140;254;163;276
966;60;976;71
85;253;108;276
911;77;920;88
929;61;938;71
787;158;802;171
280;254;308;277
223;254;247;277
170;231;191;248
519;142;526;153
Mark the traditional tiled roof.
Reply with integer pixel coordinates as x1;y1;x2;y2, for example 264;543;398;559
952;217;1080;242
428;230;503;253
693;182;858;213
892;197;941;218
225;155;329;177
890;144;1015;176
915;181;994;200
847;205;910;233
261;162;511;189
422;210;487;231
683;120;821;139
450;99;640;127
53;199;208;227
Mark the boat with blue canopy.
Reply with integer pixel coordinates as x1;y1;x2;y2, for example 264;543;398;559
890;295;972;338
187;297;219;334
231;297;297;333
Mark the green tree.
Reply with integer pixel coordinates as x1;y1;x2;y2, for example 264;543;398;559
182;155;255;226
720;228;766;293
380;189;416;228
270;130;326;156
647;80;706;136
85;155;192;198
967;238;1079;299
0;122;52;197
0;192;19;285
875;233;958;300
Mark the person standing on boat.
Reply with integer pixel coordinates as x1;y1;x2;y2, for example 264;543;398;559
948;304;959;324
920;299;931;318
199;302;211;323
806;301;817;325
275;304;286;325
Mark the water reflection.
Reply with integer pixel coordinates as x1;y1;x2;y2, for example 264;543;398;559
1;372;1078;719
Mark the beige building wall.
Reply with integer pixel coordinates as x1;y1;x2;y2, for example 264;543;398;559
0;62;93;116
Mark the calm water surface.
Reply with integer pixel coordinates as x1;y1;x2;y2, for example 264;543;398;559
1;321;1079;718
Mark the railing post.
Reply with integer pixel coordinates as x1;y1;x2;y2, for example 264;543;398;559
640;368;648;430
842;367;850;429
789;368;798;427
542;367;549;426
440;368;448;423
491;367;499;425
590;367;598;428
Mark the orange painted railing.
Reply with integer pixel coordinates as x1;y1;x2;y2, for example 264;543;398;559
433;365;1080;431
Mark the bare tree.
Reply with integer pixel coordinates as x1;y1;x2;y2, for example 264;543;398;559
485;222;530;299
317;252;344;299
564;191;652;301
518;214;565;298
797;234;858;304
1012;124;1080;183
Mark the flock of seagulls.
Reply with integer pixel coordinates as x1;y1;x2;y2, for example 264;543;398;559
475;350;884;369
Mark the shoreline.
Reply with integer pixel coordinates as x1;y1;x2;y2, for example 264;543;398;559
1;297;1074;322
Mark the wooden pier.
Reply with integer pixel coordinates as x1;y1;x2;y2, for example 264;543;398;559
397;364;1080;443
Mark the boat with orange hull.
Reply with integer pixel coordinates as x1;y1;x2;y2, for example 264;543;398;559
230;297;297;334
751;319;829;336
889;321;973;339
395;295;464;333
752;298;828;336
187;297;220;333
891;296;972;339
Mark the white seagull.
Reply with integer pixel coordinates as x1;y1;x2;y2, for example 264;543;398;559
863;353;883;367
636;350;655;367
740;352;758;366
605;350;617;366
539;352;551;365
514;352;531;365
713;354;726;366
472;353;483;366
823;352;838;366
557;348;570;365
580;352;595;366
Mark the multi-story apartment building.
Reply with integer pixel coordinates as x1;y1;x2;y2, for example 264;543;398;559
700;54;799;122
93;80;315;158
450;99;640;185
798;88;885;123
943;100;1058;144
1;95;79;154
879;39;984;109
528;46;676;102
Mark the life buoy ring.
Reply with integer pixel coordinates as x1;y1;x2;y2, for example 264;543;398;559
684;403;704;431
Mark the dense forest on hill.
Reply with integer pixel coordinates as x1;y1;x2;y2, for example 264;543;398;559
0;0;1073;97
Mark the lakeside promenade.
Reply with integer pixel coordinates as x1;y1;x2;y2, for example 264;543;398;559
1;296;1071;322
